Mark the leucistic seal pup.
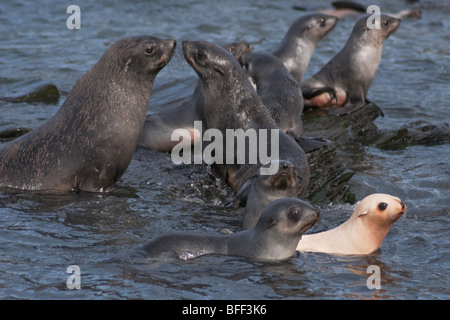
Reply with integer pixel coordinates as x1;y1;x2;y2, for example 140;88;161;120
297;193;406;255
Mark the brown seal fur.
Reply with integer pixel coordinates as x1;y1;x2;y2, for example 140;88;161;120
0;36;176;192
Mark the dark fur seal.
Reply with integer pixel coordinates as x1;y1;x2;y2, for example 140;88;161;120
142;198;320;260
301;14;401;109
243;52;304;139
182;40;310;197
0;36;176;192
272;13;339;84
139;42;252;153
231;160;302;229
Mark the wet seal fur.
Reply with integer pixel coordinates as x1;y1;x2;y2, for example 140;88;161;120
142;198;320;261
230;160;302;229
0;36;176;192
139;42;252;153
243;52;304;139
182;40;310;197
272;13;339;84
301;14;401;109
297;193;406;255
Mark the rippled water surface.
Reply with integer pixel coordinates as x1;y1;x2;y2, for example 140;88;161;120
0;0;449;299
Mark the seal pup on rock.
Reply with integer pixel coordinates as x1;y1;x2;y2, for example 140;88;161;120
297;193;406;255
142;198;320;261
243;52;304;139
182;40;310;197
0;36;176;192
272;13;339;84
300;14;401;109
139;42;252;153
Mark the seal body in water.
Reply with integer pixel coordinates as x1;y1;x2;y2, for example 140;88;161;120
142;198;320;261
297;193;406;255
0;36;176;192
300;14;401;109
271;13;339;84
230;160;302;229
139;42;252;153
243;52;304;139
182;40;310;197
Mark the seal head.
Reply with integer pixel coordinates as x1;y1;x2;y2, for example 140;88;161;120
272;13;339;83
297;193;406;255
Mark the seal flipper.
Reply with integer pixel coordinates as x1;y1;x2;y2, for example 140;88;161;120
227;178;254;208
302;87;337;102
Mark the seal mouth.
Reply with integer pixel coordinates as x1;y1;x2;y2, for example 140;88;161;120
298;210;320;235
391;203;406;222
271;166;296;188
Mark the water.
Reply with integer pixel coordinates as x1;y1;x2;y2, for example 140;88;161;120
0;0;449;300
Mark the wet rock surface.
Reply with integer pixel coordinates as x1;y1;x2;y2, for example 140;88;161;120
2;81;60;104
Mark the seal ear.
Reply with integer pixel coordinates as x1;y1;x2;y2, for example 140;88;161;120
265;218;277;230
214;65;225;76
358;210;369;218
123;58;133;72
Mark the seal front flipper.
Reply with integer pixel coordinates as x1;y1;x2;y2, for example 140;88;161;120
227;179;254;208
302;87;337;102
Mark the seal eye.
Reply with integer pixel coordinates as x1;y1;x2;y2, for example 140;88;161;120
196;50;206;60
383;20;390;26
145;45;155;56
319;18;326;26
378;202;388;211
289;210;300;220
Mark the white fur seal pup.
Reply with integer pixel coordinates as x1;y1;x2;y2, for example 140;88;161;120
297;193;406;255
143;198;320;261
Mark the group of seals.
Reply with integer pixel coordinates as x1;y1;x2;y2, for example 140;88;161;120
182;40;311;197
139;13;338;153
139;42;253;153
1;10;408;260
0;36;176;192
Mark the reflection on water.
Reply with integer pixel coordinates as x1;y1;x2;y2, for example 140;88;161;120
0;0;449;299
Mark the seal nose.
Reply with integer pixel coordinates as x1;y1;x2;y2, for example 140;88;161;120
401;202;406;210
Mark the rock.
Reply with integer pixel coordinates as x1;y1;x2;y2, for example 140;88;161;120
373;120;450;150
3;82;60;104
0;127;31;142
303;138;355;204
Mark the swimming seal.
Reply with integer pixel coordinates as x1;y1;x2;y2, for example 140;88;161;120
231;160;302;229
272;13;339;84
182;40;310;197
142;198;320;260
301;14;401;109
297;193;406;255
0;36;176;192
243;52;304;139
139;42;252;153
